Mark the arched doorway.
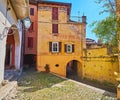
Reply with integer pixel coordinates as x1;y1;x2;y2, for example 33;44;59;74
5;28;15;69
5;25;20;69
66;60;82;79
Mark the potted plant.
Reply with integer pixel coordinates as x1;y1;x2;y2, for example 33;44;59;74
44;64;50;73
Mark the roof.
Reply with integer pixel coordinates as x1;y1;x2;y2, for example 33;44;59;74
86;38;96;45
37;0;71;7
37;0;71;16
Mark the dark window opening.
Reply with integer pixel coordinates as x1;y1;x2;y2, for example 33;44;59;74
29;22;34;31
30;8;34;15
52;24;58;35
28;37;33;48
52;7;58;20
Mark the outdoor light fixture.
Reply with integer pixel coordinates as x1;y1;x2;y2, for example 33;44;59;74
22;17;32;29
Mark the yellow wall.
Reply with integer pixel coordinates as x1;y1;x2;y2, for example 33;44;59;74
37;2;118;85
83;48;119;84
37;3;85;77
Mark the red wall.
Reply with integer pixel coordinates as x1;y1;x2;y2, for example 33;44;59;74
24;4;38;55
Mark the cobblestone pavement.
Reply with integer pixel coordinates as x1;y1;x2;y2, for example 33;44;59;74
13;69;117;100
4;69;22;81
15;79;117;100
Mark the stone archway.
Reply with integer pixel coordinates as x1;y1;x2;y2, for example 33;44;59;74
5;27;15;69
5;25;20;70
66;60;82;79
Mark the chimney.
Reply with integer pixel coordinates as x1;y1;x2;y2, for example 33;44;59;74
82;15;87;24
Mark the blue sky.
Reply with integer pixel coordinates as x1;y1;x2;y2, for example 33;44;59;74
47;0;108;41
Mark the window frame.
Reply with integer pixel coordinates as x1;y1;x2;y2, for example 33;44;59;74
29;22;34;31
52;24;58;34
52;7;58;20
30;8;34;16
52;42;59;53
65;44;74;53
66;44;72;53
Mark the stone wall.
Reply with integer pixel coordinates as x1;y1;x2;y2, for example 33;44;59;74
0;81;17;100
83;48;119;84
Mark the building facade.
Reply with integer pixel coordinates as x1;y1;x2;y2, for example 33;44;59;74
24;1;37;66
0;0;29;83
36;1;86;77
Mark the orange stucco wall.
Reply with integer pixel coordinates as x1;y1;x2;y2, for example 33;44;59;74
36;2;86;77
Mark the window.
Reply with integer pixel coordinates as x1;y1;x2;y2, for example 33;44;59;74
28;37;33;48
52;24;58;34
49;42;61;53
29;22;34;31
65;44;74;53
30;8;34;15
52;7;58;20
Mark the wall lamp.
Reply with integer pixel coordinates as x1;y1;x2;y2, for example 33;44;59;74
22;17;32;29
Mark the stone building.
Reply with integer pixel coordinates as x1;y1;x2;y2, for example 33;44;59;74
26;1;86;77
23;1;38;67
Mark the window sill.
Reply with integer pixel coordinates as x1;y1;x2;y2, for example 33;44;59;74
52;33;58;36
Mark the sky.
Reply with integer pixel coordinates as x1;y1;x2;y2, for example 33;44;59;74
47;0;108;41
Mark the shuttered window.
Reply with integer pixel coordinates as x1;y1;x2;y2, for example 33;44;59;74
49;42;61;53
65;44;74;53
28;37;33;48
52;24;58;35
52;7;58;20
29;22;34;31
30;8;34;16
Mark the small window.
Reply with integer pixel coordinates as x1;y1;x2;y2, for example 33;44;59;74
67;44;72;53
30;8;34;15
52;42;59;53
52;24;58;34
52;7;58;20
49;42;61;53
65;44;74;53
29;22;34;31
28;37;33;48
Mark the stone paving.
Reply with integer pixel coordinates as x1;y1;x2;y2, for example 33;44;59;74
4;69;117;100
4;69;22;81
15;79;117;100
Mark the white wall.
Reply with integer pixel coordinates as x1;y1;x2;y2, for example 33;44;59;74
15;20;22;70
0;0;20;83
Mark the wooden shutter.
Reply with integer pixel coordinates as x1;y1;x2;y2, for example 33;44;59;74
28;37;33;48
64;44;67;52
52;7;58;20
49;42;52;52
29;22;34;31
30;8;34;15
59;42;61;52
72;44;74;52
52;24;58;33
